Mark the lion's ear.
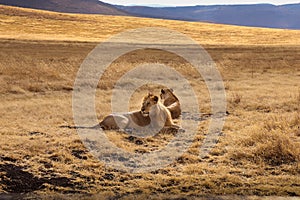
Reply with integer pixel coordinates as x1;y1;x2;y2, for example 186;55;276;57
161;89;165;94
153;96;159;103
170;88;174;92
148;92;153;96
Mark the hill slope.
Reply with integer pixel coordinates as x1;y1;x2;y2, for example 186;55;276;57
2;1;300;29
0;0;128;15
118;4;300;29
1;5;300;45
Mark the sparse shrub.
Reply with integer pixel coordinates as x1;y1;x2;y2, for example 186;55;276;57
229;130;300;166
252;131;299;166
241;113;300;165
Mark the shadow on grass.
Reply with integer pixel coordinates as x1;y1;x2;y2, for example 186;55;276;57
0;163;74;193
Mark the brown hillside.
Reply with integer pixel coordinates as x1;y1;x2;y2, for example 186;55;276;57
0;0;128;15
1;5;300;45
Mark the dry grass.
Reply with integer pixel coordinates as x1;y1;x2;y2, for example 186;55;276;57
0;5;300;199
1;5;300;45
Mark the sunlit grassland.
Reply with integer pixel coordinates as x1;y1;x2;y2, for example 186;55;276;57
0;5;300;198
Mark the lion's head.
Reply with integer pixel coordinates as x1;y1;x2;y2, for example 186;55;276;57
160;88;174;100
141;93;159;115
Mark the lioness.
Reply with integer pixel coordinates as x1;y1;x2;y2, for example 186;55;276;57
141;93;180;129
99;111;150;130
160;88;181;119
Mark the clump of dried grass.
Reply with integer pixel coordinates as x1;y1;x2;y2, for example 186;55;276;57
229;126;300;166
251;131;299;166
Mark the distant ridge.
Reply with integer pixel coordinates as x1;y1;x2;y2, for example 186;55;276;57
1;0;300;29
0;0;128;15
117;3;300;29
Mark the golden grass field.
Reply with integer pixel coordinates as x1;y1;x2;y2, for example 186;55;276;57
0;5;300;199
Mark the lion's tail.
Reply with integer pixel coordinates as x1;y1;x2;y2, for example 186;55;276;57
59;124;101;130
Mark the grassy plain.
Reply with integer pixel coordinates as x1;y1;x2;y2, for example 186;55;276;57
0;5;300;199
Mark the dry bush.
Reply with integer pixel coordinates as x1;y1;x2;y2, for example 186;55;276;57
229;112;300;166
252;131;299;166
229;128;300;166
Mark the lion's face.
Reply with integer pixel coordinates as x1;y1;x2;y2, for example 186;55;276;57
141;93;159;115
160;88;174;100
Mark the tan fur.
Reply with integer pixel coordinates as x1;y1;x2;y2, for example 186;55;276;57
100;111;150;130
141;93;180;129
160;88;181;119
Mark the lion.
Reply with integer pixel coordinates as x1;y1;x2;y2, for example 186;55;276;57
160;88;181;119
100;92;180;131
99;110;150;130
141;93;180;130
